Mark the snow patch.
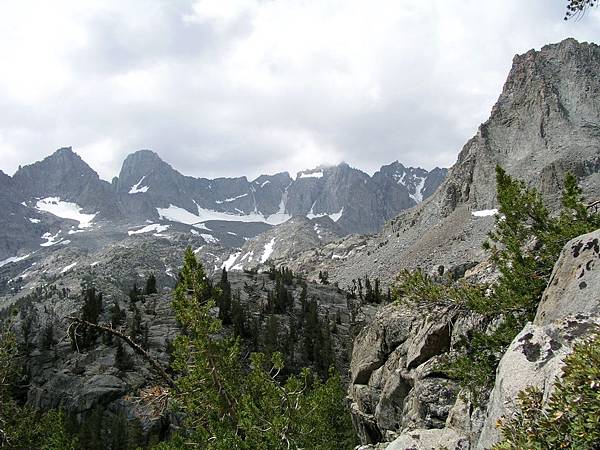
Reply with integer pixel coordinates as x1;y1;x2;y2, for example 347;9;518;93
215;193;248;204
201;233;219;244
129;176;149;194
28;218;40;224
314;224;322;239
0;253;31;268
40;231;63;247
409;177;426;203
157;204;290;226
222;252;241;271
260;180;270;187
128;223;170;236
36;197;96;228
307;207;344;222
61;262;77;273
68;228;86;235
298;171;323;179
472;209;499;217
260;238;276;263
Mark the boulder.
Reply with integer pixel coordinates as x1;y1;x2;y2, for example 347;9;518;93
535;229;600;326
475;314;600;449
385;428;470;450
350;304;418;385
406;314;452;370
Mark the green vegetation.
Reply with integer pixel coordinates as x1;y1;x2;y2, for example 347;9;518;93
565;0;597;20
0;320;78;449
395;168;600;403
495;333;600;449
157;248;355;449
347;275;391;305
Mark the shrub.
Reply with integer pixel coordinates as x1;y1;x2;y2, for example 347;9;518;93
494;333;600;449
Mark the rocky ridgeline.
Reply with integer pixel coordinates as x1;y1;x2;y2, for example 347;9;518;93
0;148;446;263
278;38;600;287
348;229;600;449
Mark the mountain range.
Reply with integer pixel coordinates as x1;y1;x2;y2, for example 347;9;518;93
0;147;446;263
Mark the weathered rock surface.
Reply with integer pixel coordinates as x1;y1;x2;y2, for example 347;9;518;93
477;227;600;449
350;225;600;449
385;428;470;450
476;315;600;449
535;229;600;326
348;304;465;445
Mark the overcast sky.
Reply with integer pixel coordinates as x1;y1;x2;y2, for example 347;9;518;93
0;1;599;181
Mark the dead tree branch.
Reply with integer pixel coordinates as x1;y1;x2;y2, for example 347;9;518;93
65;316;179;392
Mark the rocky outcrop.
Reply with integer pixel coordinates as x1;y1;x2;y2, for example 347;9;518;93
475;315;600;449
350;227;600;450
348;303;465;445
535;229;600;325
476;228;600;449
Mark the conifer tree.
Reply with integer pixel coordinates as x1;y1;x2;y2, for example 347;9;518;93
145;273;157;295
217;268;232;325
159;248;356;449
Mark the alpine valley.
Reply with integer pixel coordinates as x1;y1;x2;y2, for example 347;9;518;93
1;37;600;450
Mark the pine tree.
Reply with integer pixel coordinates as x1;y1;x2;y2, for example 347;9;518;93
161;248;356;449
217;268;232;324
145;273;157;295
115;341;134;372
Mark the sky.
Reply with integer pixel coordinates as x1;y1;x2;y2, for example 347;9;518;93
0;1;599;181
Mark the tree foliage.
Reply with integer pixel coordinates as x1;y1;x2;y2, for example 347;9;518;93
0;320;77;449
495;333;600;449
394;168;600;403
160;248;355;449
565;0;597;20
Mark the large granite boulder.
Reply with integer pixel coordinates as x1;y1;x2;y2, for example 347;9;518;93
477;228;600;449
535;229;600;326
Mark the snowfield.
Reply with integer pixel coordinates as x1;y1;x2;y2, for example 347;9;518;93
129;176;149;194
128;223;170;236
36;197;96;228
260;238;276;263
472;209;499;217
157;204;291;226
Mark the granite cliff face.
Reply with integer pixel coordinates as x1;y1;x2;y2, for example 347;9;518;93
277;38;600;286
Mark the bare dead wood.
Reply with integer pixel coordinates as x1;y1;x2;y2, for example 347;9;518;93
65;316;179;392
586;200;600;211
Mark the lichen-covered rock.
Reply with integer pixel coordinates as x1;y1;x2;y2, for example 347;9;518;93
475;314;600;449
535;229;600;326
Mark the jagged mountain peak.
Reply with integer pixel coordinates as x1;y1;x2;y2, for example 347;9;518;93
292;38;600;287
12;147;103;199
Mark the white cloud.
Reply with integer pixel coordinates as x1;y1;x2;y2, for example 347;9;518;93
0;0;598;179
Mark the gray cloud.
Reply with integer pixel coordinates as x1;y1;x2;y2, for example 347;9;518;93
0;0;598;181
